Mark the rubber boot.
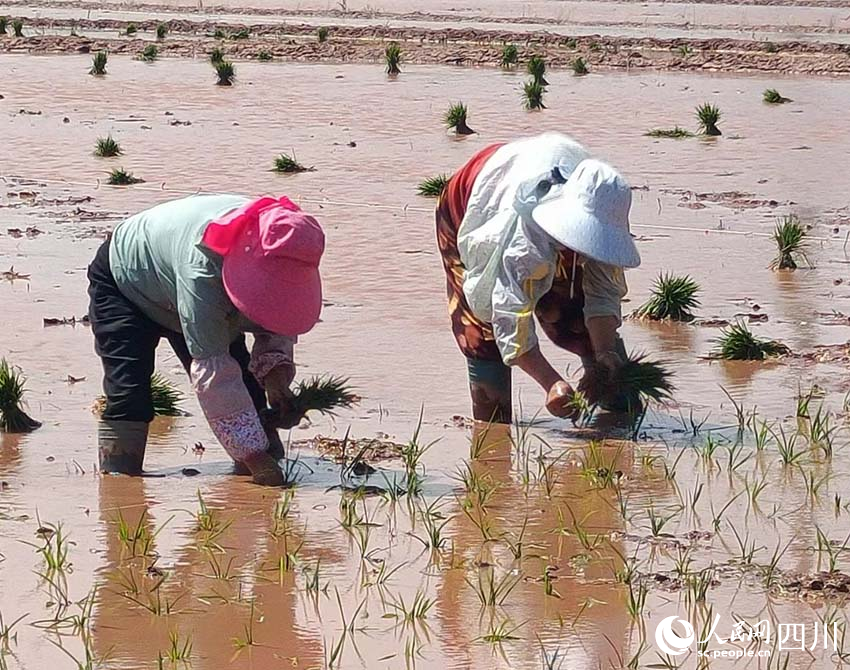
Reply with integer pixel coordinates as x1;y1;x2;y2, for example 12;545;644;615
98;420;148;474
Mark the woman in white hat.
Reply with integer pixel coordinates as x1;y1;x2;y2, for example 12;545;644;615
435;132;640;423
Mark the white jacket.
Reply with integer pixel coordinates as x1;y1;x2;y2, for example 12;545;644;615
457;133;627;364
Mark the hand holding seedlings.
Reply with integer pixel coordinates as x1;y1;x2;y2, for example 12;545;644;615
263;376;359;429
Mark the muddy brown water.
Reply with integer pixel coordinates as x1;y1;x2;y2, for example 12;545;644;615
2;54;850;668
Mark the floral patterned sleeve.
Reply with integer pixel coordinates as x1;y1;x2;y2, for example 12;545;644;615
191;354;268;462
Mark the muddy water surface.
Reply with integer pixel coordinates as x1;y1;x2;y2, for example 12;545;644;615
2;55;850;669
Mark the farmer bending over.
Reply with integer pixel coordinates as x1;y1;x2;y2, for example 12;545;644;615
436;132;641;423
88;194;324;485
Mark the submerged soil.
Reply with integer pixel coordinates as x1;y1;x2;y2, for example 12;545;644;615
1;44;850;670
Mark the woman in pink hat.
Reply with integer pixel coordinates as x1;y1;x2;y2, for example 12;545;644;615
436;133;641;423
87;194;325;485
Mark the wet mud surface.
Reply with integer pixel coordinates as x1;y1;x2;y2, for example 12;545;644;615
1;46;850;670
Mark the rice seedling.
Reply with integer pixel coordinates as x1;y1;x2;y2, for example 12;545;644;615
466;568;521;608
214;59;235;86
107;168;143;186
0;359;41;433
0;610;26;654
539;641;566;670
386;589;433;625
763;88;790;104
209;47;224;64
583;353;674;415
35;522;72;574
685;567;715;606
636;273;700;321
317;26;329;42
156;23;167;39
139;44;158;62
257;50;272;61
678;44;693;57
400;411;437;495
445;102;475;135
411;498;450;550
500;43;518;68
712;321;789;360
527;55;548;85
770;214;807;270
213;28;225;39
0;18;7;35
232;600;258;649
815;527;849;573
271;152;312;174
417;174;449;197
12;19;22;37
267;375;356;428
646;126;694;139
163;630;192;662
522;79;546;110
801;467;830;501
89;50;108;76
231;27;250;40
773;424;806;466
808;404;837;458
625;581;647;621
695;102;721;136
115;508;171;558
125;23;137;35
385;42;401;75
571;56;589;75
94;135;122;157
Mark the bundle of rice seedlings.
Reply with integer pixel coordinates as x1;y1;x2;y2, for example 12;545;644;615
583;353;674;415
0;17;8;35
139;44;158;62
231;27;250;39
150;373;184;416
445;102;474;135
214;59;235;86
527;55;548;86
385;42;401;75
156;23;168;40
125;23;137;36
522;79;546;110
500;43;518;68
213;28;225;39
571;56;588;75
770;215;807;270
635;273;700;322
209;47;224;64
94;135;122;157
107;168;143;185
267;376;359;428
89;51;108;75
0;359;41;433
763;88;790;104
257;50;272;61
712;321;789;360
696;102;721;136
317;26;329;42
417;174;449;197
646;127;694;139
12;18;23;37
273;153;312;173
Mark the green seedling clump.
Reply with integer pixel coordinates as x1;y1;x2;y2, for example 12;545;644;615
150;373;184;416
209;47;225;64
646;126;694;139
636;273;700;322
89;50;108;75
572;56;588;75
445;102;475;135
273;153;312;173
527;55;548;86
317;26;329;42
257;50;272;61
523;79;546;110
139;44;158;62
214;59;235;86
417;174;450;197
0;17;7;35
583;353;674;416
12;18;23;37
0;359;42;433
156;23;168;39
696;102;721;136
713;321;789;360
385;42;402;75
94;135;122;157
771;215;807;270
264;376;359;428
125;23;137;36
500;43;518;68
763;88;790;104
107;168;143;185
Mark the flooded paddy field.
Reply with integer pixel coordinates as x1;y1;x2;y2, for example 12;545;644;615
2;16;850;670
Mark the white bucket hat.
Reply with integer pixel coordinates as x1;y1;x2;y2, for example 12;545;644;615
531;158;641;269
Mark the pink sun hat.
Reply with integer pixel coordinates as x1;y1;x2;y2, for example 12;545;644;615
203;196;325;336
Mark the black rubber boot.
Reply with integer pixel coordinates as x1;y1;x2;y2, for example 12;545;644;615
98;420;148;474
